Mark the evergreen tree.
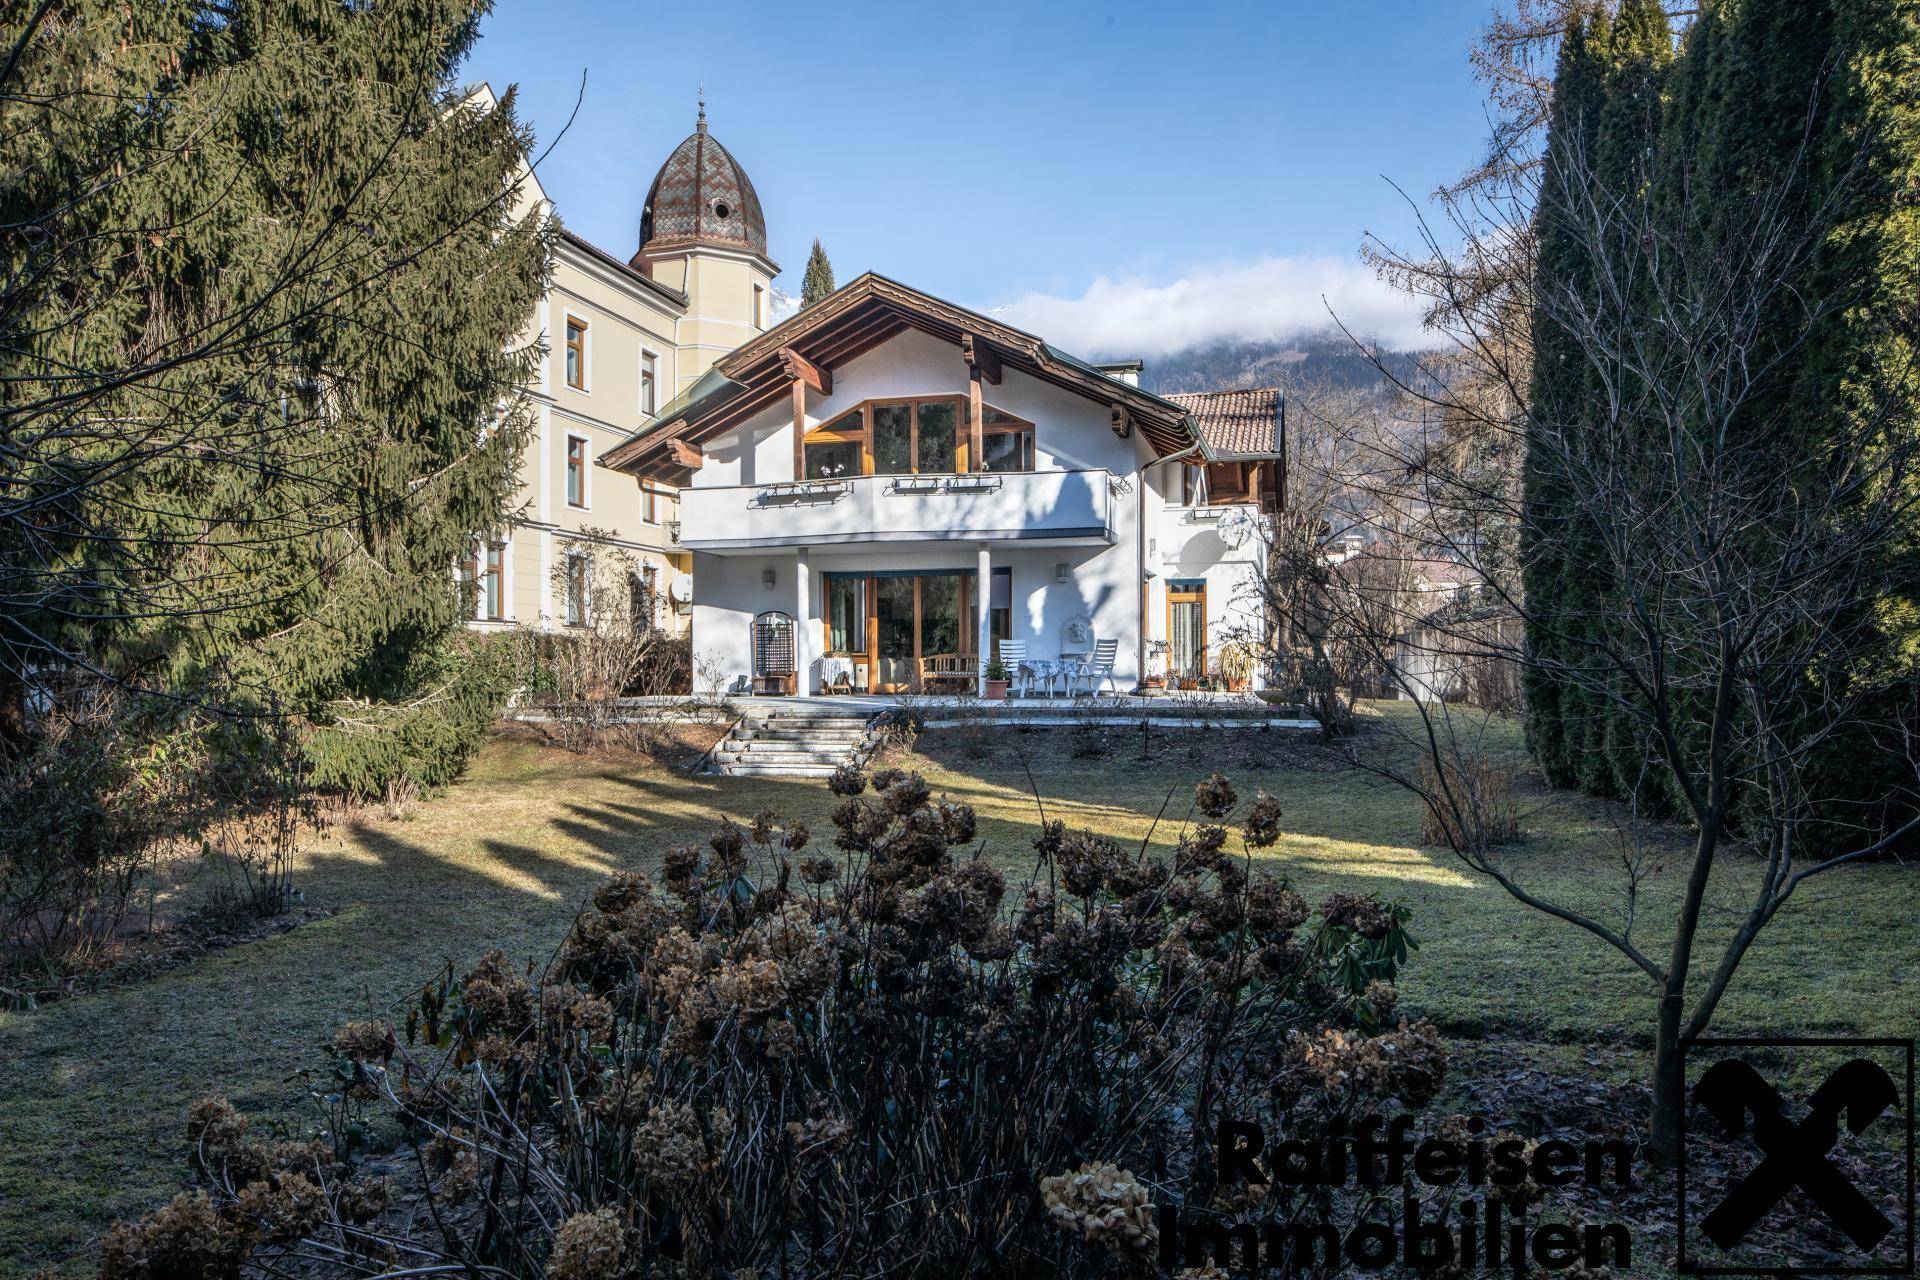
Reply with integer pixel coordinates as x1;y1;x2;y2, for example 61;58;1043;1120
0;0;551;793
1523;5;1611;787
1524;0;1919;850
1593;0;1675;805
801;238;837;308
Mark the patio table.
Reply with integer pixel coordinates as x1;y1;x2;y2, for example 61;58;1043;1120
1025;658;1084;697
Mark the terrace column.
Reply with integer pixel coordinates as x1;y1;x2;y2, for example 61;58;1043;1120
794;547;810;696
976;543;991;697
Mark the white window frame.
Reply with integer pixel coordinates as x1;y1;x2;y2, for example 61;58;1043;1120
640;347;659;417
562;310;590;393
564;550;591;628
641;481;659;525
565;433;591;509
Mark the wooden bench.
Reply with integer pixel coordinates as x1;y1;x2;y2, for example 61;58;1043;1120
917;653;978;692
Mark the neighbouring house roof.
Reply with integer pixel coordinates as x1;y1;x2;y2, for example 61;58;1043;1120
558;229;688;308
1165;387;1285;459
601;272;1207;481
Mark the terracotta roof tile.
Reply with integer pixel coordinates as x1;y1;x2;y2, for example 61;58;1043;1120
1166;386;1283;457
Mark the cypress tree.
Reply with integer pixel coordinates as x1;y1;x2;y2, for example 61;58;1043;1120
1524;6;1611;787
1780;0;1920;851
801;238;837;308
1594;0;1676;805
0;1;551;794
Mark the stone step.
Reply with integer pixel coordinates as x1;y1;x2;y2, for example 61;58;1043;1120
714;762;841;778
742;726;869;740
713;748;853;764
739;738;866;752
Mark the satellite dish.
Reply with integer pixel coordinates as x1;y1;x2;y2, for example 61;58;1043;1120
668;574;694;604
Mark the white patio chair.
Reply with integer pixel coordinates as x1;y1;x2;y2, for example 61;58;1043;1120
998;640;1033;698
1068;638;1119;698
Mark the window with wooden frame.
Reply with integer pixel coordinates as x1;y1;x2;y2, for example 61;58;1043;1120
1206;461;1254;504
640;349;658;415
563;316;588;390
800;397;991;478
825;575;867;654
803;411;865;480
980;406;1035;473
482;541;505;620
565;435;589;508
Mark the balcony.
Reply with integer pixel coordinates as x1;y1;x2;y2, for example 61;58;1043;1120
1158;502;1272;571
676;469;1117;553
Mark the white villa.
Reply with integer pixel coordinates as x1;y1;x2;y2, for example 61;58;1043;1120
604;276;1284;696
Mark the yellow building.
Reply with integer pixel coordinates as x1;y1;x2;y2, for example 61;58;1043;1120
465;89;779;636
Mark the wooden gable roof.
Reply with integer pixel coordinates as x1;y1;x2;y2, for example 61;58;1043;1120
600;273;1202;481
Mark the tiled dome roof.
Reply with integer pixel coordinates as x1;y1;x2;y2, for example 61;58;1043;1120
635;107;769;262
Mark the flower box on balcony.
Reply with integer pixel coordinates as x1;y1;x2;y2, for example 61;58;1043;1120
889;475;943;494
945;474;1003;492
758;479;849;504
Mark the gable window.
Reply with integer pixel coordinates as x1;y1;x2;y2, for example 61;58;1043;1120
980;406;1035;473
564;552;590;627
804;410;865;480
566;435;589;507
640;349;658;415
807;398;969;479
564;316;588;390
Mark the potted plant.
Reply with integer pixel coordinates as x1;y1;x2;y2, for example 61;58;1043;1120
1217;640;1256;693
983;658;1010;701
1142;639;1168;691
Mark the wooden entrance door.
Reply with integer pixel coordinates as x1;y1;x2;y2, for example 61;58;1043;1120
1167;581;1207;686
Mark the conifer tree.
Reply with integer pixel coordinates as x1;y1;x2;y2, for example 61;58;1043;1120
801;238;837;308
0;0;551;793
1522;6;1611;786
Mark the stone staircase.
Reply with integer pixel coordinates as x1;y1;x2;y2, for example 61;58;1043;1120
705;709;878;778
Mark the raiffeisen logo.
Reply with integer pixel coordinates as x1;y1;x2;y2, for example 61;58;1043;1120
1155;1116;1637;1274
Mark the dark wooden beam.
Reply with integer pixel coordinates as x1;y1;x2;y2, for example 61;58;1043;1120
1110;403;1133;440
667;437;703;470
778;347;832;395
961;333;1002;385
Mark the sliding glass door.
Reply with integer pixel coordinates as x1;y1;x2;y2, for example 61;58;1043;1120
828;570;982;692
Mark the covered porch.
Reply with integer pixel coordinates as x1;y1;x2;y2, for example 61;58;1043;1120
732;541;1133;699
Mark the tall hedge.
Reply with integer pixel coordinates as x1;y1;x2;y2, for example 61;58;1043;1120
1523;0;1920;850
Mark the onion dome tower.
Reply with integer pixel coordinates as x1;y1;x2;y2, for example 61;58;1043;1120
632;98;779;393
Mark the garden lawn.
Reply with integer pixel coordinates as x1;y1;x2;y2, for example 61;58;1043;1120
2;705;1913;1275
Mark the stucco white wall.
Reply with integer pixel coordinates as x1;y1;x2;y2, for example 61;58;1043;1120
684;328;1212;694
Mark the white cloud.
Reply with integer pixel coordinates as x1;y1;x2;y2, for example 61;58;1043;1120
992;256;1429;359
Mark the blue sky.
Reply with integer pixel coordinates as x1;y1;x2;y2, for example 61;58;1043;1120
464;0;1493;356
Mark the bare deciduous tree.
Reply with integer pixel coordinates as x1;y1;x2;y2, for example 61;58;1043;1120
1337;99;1920;1159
